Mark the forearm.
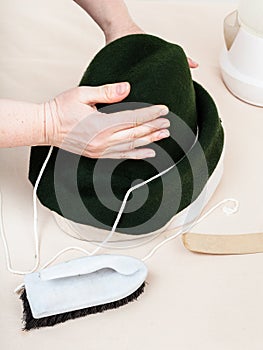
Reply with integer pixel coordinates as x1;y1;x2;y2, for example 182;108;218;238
0;99;46;148
73;0;137;40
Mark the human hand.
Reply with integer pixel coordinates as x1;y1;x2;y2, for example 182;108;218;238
73;1;198;68
105;23;198;69
43;82;170;159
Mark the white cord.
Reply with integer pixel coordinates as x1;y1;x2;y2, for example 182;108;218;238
1;129;197;276
0;144;239;284
0;146;54;275
37;164;176;269
0;147;176;276
141;198;239;262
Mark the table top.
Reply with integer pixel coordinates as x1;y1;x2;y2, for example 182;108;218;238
1;1;263;349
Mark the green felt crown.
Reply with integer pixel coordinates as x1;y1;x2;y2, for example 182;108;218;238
28;34;224;234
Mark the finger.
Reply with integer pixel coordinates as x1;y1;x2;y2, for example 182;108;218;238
78;82;130;104
187;57;199;68
99;148;156;160
108;117;170;146
104;129;170;154
105;104;169;132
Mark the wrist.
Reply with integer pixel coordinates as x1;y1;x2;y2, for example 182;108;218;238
0;99;53;148
38;99;58;147
104;20;143;44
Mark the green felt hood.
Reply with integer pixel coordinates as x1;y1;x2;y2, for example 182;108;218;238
28;34;224;235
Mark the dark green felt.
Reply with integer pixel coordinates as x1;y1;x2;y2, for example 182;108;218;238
28;34;224;234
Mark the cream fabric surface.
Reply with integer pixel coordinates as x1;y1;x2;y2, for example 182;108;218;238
1;1;263;349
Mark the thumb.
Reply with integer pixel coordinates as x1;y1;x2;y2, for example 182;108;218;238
78;82;130;104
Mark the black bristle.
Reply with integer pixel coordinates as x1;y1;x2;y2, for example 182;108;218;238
20;282;146;331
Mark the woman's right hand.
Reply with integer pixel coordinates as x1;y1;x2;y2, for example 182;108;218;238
43;82;170;159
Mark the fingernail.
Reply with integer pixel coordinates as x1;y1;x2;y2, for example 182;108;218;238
117;82;129;95
161;120;170;128
189;58;198;66
160;107;169;116
145;150;156;158
159;130;170;138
